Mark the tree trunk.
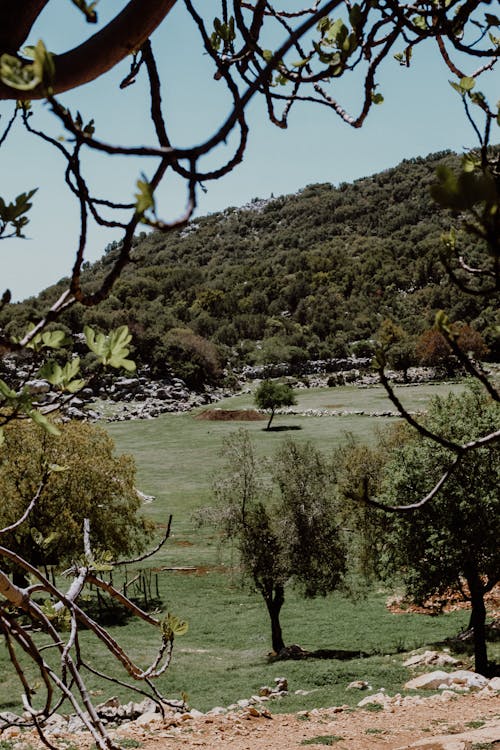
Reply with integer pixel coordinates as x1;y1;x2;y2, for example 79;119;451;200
263;584;285;653
466;570;489;676
266;408;275;431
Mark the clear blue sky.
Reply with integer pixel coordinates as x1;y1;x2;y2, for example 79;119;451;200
0;1;497;301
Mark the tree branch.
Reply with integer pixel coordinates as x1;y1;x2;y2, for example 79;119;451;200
0;0;178;100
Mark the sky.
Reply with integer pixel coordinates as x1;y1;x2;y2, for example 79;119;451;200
0;1;497;301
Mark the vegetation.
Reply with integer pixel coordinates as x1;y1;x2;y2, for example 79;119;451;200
0;383;497;714
0;3;498;747
377;386;500;676
254;380;297;430
4;151;497;387
0;420;152;582
205;431;348;652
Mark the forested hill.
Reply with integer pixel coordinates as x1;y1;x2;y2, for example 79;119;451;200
7;150;498;387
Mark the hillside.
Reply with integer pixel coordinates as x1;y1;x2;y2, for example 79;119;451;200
5;150;498;386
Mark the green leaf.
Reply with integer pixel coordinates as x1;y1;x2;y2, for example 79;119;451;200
163;613;189;638
371;91;384;104
29;409;61;436
32;39;55;91
25;325;71;352
0;379;18;399
459;76;475;92
292;57;311;69
84;325;136;371
349;4;362;29
412;15;428;30
134;176;155;216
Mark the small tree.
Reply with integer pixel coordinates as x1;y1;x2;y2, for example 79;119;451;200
374;386;499;675
208;430;348;653
0;419;153;581
254;380;296;430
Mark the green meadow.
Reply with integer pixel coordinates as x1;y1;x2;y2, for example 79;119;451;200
1;380;492;715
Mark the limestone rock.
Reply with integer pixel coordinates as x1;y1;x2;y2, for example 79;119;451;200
347;680;371;690
358;691;389;708
403;651;460;668
405;670;489;691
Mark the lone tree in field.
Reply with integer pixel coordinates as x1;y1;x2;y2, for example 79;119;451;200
355;386;499;676
254;380;296;430
208;430;348;653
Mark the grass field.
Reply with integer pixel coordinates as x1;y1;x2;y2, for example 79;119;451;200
1;379;495;715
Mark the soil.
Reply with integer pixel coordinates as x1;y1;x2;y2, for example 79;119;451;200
114;693;500;750
195;408;266;421
4;691;500;749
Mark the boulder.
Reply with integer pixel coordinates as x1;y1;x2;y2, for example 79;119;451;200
405;669;489;691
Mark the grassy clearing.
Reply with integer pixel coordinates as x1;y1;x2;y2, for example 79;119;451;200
2;379;493;716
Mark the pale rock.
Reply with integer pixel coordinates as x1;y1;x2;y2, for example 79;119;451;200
244;706;262;718
207;707;227;716
488;676;500;691
0;712;22;727
347;680;370;690
96;696;120;711
134;698;158;715
237;699;250;708
358;691;389;708
403;651;460;668
445;670;489;690
404;671;452;690
405;669;489;692
189;709;205;719
132;711;159;727
439;690;457;702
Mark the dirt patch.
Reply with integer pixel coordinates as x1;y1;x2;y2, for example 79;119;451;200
387;583;500;617
16;692;498;750
195;408;266;421
160;564;230;576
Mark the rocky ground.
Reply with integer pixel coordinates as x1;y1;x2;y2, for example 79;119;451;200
2;667;499;750
2;691;499;750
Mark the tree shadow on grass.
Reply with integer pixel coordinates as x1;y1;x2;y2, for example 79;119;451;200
263;425;303;432
269;645;373;662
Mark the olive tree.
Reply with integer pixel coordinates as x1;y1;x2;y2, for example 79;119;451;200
340;386;499;676
379;386;499;676
207;430;348;653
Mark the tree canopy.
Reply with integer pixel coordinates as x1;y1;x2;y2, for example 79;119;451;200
0;419;152;578
254;380;297;429
208;430;348;652
346;386;500;675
